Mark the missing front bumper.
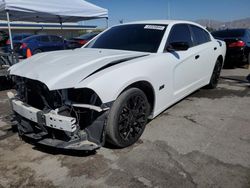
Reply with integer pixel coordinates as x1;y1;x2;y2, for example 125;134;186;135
22;131;100;151
8;92;109;151
11;98;77;132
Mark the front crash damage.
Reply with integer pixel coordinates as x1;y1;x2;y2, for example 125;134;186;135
8;77;112;151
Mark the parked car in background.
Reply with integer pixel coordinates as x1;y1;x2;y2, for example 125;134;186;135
0;31;8;47
8;20;226;151
66;32;100;49
247;74;250;82
212;29;250;67
4;33;33;53
17;35;66;58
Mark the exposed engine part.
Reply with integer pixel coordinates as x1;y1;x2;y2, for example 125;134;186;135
10;77;112;150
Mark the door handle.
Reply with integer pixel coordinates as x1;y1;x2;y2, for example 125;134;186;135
195;55;200;60
214;47;217;50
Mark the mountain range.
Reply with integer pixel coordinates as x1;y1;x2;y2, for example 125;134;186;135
196;17;250;30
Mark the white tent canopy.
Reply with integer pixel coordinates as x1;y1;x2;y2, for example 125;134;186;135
0;0;108;22
0;0;108;50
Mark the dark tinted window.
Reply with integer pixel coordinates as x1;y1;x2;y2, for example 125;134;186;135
13;36;22;40
190;25;211;45
38;36;50;42
50;36;63;42
13;34;31;40
212;29;245;38
167;24;193;47
87;24;167;53
22;34;32;39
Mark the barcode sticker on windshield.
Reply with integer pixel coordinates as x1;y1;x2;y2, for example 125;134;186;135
144;25;165;30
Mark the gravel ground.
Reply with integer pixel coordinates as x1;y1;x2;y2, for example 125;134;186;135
0;68;250;188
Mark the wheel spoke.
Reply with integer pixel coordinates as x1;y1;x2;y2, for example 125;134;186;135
118;94;148;141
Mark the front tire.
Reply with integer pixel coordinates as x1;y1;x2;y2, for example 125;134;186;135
206;60;222;89
106;88;150;148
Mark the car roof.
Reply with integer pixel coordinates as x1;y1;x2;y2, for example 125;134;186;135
28;34;61;37
123;20;205;28
76;32;99;39
80;32;99;36
13;33;31;36
212;28;248;32
211;29;247;38
23;34;61;40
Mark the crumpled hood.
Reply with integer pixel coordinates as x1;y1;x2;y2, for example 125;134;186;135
9;48;149;90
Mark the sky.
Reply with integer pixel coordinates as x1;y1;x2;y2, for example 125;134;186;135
85;0;250;28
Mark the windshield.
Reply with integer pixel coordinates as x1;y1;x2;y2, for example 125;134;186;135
86;24;167;53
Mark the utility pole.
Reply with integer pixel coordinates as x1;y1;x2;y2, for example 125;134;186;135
167;0;170;19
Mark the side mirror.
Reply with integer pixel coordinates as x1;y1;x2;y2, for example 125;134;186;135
166;42;190;52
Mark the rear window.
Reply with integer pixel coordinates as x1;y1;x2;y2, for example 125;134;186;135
190;25;211;45
212;30;245;38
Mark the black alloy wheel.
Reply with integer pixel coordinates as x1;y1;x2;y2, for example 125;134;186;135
247;53;250;68
206;60;222;89
106;88;150;148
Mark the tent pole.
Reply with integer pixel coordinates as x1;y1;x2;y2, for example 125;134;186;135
105;17;109;29
58;16;63;36
59;18;63;30
6;10;13;51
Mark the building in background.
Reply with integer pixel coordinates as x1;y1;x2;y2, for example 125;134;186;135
0;21;97;38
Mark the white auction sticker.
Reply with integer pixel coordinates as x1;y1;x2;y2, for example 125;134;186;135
144;25;165;30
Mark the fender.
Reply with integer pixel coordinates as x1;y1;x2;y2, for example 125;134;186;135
75;58;159;104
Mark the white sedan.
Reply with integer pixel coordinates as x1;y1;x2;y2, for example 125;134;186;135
8;20;226;151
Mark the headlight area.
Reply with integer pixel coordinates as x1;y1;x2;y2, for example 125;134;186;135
9;80;112;151
62;88;112;147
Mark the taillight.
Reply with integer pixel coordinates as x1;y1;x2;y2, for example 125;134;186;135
228;41;245;48
6;39;10;45
20;43;28;49
78;40;87;45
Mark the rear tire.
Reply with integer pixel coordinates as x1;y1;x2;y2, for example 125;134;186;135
206;60;222;89
247;53;250;69
33;49;42;55
106;88;150;148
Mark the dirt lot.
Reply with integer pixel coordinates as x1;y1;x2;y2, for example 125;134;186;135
0;68;250;188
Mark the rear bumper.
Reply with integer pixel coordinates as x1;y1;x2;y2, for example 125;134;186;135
226;48;247;62
9;92;107;151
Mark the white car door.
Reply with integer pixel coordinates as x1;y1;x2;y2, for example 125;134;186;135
189;25;218;84
165;24;203;101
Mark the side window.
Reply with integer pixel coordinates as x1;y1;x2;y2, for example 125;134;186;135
50;36;63;43
13;36;22;40
190;25;211;46
39;36;50;43
167;24;193;47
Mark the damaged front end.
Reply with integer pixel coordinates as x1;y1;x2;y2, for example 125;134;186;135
8;77;112;151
